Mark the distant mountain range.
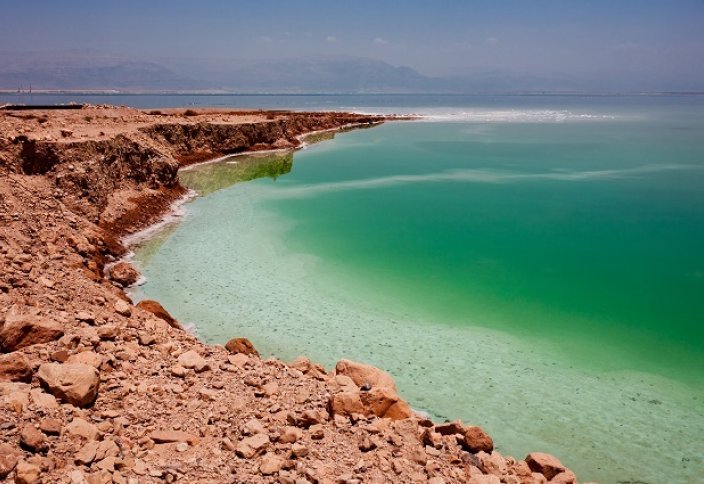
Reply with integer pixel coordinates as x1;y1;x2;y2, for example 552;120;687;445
0;51;700;93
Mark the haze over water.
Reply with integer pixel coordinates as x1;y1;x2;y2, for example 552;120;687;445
129;95;704;483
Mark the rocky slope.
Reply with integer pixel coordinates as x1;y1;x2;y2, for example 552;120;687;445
0;106;580;483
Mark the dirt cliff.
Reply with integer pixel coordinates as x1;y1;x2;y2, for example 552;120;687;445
0;106;579;483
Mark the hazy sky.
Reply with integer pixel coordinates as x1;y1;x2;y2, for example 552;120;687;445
2;0;704;86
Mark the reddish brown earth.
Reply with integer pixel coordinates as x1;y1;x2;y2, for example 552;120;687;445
0;106;581;483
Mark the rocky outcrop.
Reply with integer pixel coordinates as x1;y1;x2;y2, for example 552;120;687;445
0;353;32;382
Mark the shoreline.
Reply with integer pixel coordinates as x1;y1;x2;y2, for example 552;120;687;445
0;105;578;483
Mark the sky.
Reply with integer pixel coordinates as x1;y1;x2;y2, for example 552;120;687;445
2;0;704;89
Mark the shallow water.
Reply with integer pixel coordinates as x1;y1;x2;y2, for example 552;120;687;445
131;97;704;483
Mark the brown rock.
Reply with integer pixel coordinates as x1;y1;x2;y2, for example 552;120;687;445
525;452;566;480
335;359;397;391
96;326;118;341
329;391;365;417
0;353;32;382
225;337;259;357
278;427;303;444
0;444;18;479
176;350;210;372
0;313;64;352
67;351;103;369
384;400;412;420
260;454;284;475
550;470;577;484
66;417;100;441
75;441;99;465
468;476;501;484
108;262;140;287
135;300;180;329
20;425;48;453
435;420;466;436
37;363;100;407
360;387;408;419
113;299;132;317
14;460;40;484
150;430;199;445
38;418;62;436
463;426;494;453
236;434;270;459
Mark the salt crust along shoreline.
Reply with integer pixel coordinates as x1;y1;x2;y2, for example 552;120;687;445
0;105;580;483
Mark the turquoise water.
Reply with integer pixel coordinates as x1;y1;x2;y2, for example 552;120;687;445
131;98;704;483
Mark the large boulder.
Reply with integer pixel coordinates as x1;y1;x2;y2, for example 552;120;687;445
525;452;566;480
0;353;32;382
0;313;64;352
335;359;397;391
136;300;181;329
225;337;259;357
36;363;99;407
108;262;140;287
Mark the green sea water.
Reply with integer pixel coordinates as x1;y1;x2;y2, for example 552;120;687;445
131;99;704;483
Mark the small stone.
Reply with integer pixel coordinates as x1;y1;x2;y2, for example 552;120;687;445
235;434;270;459
66;418;100;441
75;441;100;465
278;427;302;444
290;443;308;458
259;454;284;475
175;442;188;452
138;333;155;346
176;350;210;372
242;419;266;436
0;353;32;382
20;425;48;453
113;300;132;317
149;430;199;445
39;418;63;435
76;311;95;324
14;460;41;484
0;450;18;479
170;365;186;378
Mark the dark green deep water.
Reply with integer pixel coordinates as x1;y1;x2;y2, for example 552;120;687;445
131;98;704;483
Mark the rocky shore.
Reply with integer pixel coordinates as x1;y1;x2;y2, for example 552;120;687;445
0;106;580;483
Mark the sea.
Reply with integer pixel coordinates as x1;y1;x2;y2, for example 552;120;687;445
7;92;702;483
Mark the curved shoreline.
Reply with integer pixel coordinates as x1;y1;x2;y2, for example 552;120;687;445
0;105;578;483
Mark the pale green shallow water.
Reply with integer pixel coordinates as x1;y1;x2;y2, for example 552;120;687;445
131;99;704;483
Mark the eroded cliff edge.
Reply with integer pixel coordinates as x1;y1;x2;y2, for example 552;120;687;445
0;106;578;483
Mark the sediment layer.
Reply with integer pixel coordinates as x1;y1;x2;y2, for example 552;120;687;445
0;106;578;483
